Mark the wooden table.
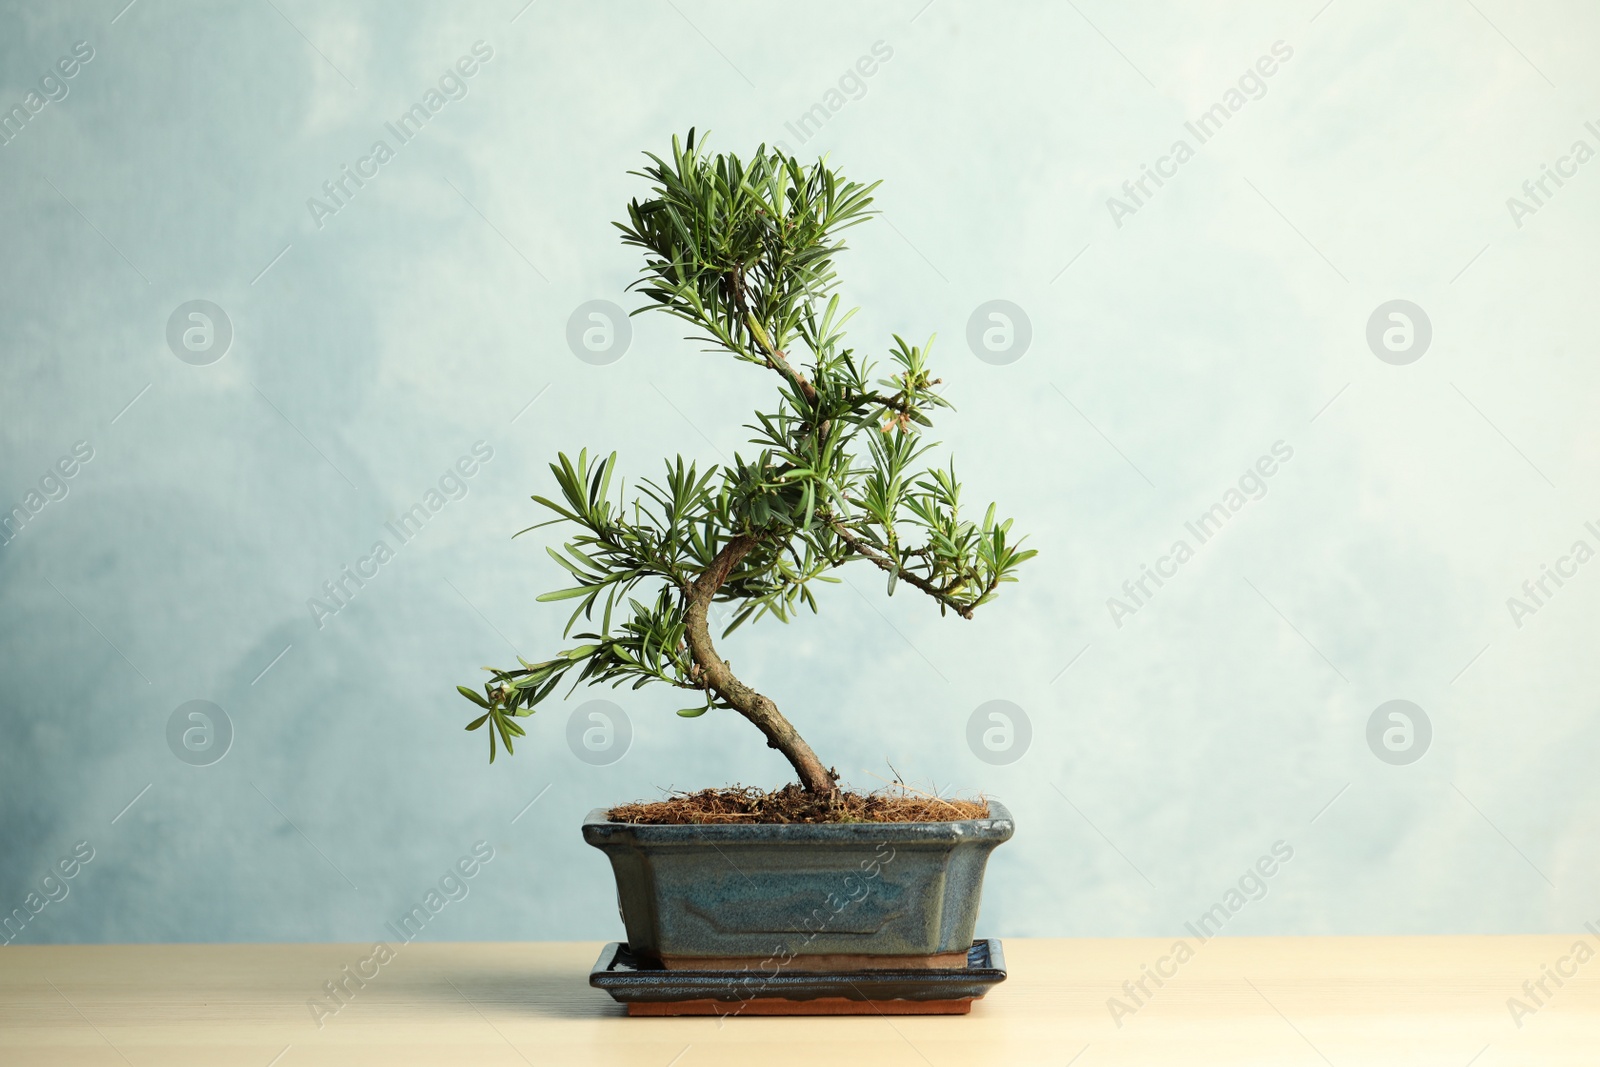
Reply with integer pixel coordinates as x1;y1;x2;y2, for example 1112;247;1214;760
2;937;1594;1064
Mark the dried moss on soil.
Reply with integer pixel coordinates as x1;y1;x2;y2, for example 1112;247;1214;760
607;784;990;825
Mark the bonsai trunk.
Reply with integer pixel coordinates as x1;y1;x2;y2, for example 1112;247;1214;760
683;534;837;796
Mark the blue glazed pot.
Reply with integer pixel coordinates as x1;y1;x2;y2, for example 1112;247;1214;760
581;801;1013;964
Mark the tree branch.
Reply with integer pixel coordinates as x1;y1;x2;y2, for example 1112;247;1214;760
742;310;819;405
827;518;977;619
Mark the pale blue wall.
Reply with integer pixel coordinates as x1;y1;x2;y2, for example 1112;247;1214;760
3;0;1598;948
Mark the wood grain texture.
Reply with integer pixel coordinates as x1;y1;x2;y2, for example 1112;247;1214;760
2;937;1595;1065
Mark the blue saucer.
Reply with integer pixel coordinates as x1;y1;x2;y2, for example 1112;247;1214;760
590;938;1006;1012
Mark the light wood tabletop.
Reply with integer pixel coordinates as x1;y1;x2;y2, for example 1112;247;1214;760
2;936;1595;1065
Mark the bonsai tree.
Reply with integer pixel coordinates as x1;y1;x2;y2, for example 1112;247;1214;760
458;131;1035;797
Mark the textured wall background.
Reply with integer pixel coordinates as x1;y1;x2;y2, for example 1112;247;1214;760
2;0;1597;948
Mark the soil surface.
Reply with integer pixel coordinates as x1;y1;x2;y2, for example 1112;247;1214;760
607;784;989;825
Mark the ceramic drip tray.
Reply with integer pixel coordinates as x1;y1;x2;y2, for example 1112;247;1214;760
590;938;1006;1016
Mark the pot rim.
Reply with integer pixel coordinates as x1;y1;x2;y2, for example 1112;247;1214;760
582;799;1012;845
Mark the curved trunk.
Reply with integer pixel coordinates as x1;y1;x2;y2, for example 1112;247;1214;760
683;534;837;795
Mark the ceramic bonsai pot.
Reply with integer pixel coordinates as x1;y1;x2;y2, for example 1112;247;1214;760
582;801;1013;968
